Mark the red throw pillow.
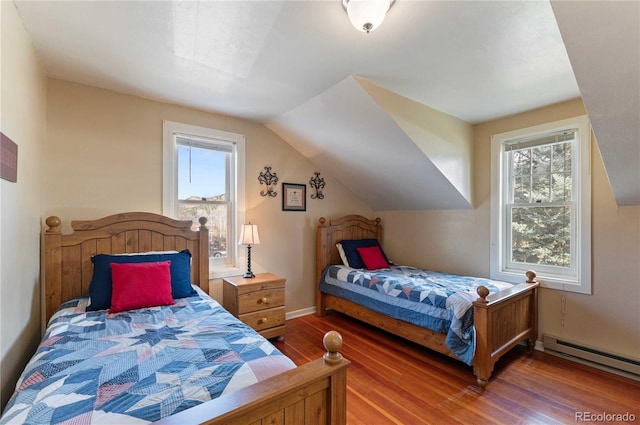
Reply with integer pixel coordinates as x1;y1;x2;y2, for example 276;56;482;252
357;246;390;270
109;261;174;313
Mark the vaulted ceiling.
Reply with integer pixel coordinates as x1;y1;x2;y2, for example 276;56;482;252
12;1;639;208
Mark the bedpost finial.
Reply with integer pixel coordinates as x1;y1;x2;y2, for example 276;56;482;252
476;285;490;302
45;216;62;233
198;216;208;228
526;270;537;283
375;217;381;225
323;330;343;365
319;217;326;225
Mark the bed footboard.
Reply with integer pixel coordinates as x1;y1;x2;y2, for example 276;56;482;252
472;271;539;389
155;331;350;425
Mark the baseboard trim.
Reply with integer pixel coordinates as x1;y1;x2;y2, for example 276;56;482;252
286;307;315;320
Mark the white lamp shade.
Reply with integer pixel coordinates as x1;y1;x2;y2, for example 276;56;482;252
345;0;391;33
238;224;260;245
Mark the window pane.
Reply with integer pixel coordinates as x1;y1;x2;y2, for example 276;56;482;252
551;142;572;173
551;142;572;202
531;145;551;203
551;172;572;202
513;150;531;176
511;206;571;267
513;176;530;203
179;202;229;259
178;145;227;201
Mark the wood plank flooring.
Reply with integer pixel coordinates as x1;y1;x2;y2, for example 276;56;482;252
274;311;640;425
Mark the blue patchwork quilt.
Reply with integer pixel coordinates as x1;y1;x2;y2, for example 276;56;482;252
0;289;295;425
319;265;512;365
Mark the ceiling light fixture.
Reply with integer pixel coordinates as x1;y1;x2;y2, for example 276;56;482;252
342;0;395;34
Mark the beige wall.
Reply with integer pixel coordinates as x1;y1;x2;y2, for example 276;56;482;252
0;2;47;409
45;79;373;314
378;98;640;360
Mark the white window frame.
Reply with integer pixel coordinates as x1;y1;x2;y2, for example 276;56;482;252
490;115;591;294
163;120;246;279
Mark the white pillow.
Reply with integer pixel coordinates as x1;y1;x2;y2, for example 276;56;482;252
336;243;350;267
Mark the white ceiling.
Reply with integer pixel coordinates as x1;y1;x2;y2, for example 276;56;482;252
14;0;579;124
12;1;639;208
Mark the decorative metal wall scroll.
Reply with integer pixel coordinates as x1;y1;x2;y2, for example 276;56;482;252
258;166;278;197
309;172;325;199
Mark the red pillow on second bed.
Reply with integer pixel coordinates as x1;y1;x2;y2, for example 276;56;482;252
109;261;175;313
357;246;390;270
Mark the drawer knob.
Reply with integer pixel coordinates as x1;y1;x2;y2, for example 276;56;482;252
259;317;268;324
259;297;268;304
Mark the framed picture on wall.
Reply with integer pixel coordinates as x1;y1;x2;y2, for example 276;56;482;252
282;183;306;211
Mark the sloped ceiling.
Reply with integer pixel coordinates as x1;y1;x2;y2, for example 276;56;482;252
267;76;473;210
551;1;640;206
11;1;639;207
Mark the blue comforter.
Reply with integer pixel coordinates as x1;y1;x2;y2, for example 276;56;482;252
1;289;295;424
319;265;511;365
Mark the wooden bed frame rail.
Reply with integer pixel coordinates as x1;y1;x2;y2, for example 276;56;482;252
43;212;350;424
316;215;539;390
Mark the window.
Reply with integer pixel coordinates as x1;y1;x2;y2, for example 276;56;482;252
490;116;591;294
163;121;245;277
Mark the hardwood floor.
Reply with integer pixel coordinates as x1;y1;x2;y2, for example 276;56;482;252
274;311;640;425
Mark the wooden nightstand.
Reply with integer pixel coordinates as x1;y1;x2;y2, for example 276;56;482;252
222;273;286;341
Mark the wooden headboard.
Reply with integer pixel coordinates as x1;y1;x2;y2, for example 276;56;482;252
43;212;209;323
315;214;382;284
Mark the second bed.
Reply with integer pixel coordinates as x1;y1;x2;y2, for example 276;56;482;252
316;214;539;389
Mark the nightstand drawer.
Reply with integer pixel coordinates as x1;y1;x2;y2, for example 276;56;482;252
238;289;284;314
239;307;285;332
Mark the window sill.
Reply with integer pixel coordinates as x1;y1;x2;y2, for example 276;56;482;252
209;266;244;280
491;269;591;294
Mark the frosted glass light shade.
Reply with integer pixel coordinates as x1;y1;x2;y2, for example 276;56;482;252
343;0;392;33
238;224;260;245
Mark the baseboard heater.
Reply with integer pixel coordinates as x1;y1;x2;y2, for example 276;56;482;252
543;335;640;379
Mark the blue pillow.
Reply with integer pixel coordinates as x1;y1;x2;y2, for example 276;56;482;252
87;249;196;311
340;239;390;269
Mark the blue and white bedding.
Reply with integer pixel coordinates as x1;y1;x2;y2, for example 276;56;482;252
319;265;512;365
0;287;295;425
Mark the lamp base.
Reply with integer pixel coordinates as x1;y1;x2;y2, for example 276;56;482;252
243;244;255;278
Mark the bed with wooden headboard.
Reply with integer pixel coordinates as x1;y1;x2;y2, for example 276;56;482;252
4;212;349;425
316;214;538;390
